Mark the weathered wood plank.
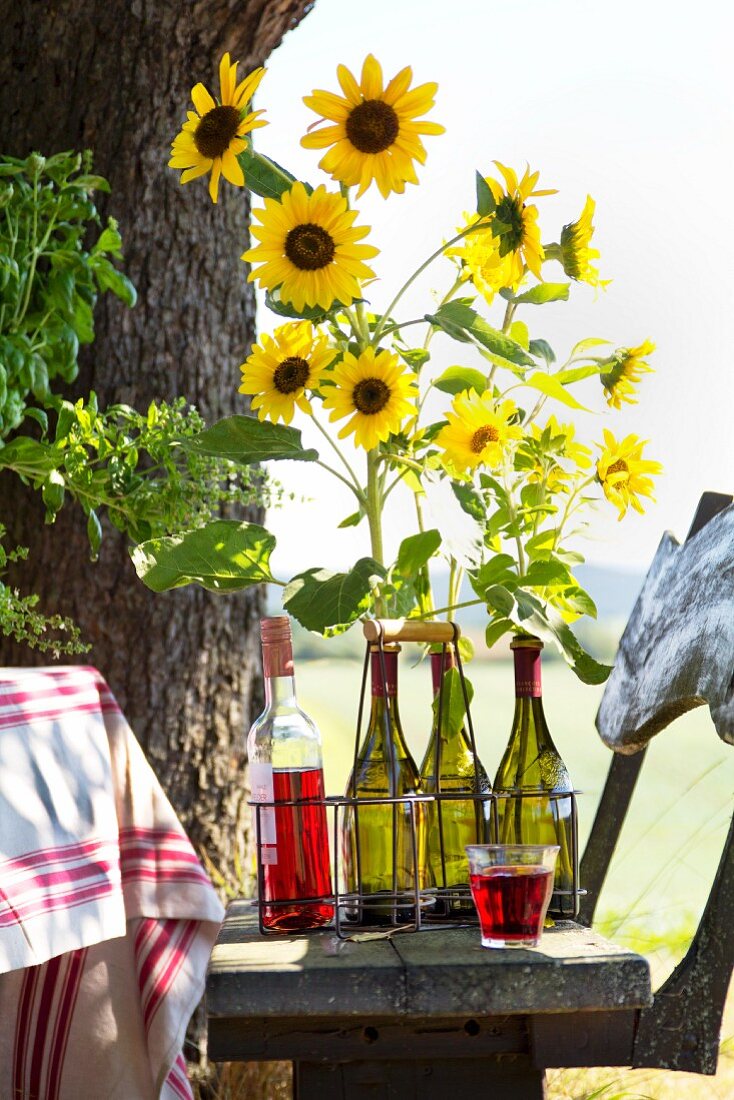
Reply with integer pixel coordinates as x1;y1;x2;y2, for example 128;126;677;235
208;903;405;1018
208;905;651;1025
208;1012;526;1063
391;923;651;1017
596;496;734;753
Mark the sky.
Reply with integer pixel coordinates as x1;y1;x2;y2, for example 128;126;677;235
239;0;734;580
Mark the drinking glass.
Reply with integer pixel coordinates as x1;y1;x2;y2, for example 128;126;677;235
465;844;559;948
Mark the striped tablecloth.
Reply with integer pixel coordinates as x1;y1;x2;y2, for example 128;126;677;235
0;667;225;1099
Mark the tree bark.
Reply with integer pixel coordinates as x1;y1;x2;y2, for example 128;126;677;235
0;0;313;890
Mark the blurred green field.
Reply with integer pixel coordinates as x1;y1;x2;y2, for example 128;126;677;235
299;656;733;937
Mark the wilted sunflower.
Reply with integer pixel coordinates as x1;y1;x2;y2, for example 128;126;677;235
301;55;444;198
596;430;662;520
169;54;267;204
600;341;655;410
557;196;606;288
436;390;523;475
480;162;556;287
321;348;417;450
242;182;378;312
238;322;336;425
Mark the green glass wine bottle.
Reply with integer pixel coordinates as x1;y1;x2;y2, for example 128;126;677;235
493;635;576;918
420;646;491;917
342;644;429;925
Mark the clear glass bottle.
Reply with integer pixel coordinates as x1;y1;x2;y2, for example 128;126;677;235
420;645;492;916
493;635;576;918
247;615;333;931
342;644;429;925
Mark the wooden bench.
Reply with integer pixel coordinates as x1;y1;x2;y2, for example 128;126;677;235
206;492;734;1095
207;906;650;1097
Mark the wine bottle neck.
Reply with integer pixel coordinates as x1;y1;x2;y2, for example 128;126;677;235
264;674;297;709
370;649;398;697
513;643;542;698
430;647;456;696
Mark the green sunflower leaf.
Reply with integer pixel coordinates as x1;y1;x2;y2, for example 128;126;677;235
186;414;319;464
484;583;611;684
432;666;475;738
555;363;601;384
433;365;488;396
131;519;276;592
283;557;385;636
427;301;535;367
396;529;442;577
238;147;307;200
475;171;496;217
264;288;331;323
529;338;556;365
523;372;590;411
510;283;570;306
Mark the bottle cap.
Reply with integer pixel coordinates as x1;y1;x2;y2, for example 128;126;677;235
260;616;292;644
368;642;401;653
510;634;544;651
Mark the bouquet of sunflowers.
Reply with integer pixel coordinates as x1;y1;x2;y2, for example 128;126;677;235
134;53;662;683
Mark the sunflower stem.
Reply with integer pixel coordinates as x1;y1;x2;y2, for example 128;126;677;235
372;219;491;347
309;411;365;498
366;449;386;614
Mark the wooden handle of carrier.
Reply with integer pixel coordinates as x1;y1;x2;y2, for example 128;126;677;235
362;619;460;644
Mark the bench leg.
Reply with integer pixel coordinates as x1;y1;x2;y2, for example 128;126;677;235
294;1058;546;1098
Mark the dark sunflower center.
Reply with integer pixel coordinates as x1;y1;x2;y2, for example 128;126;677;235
194;105;242;159
273;356;310;394
284;223;336;271
495;194;526;255
606;459;629;478
346;99;400;154
470;425;499;453
353;377;390;415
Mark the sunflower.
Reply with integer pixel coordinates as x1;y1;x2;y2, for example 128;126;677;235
238;322;336;425
527;416;592;493
447;213;505;305
557;196;607;288
481;162;556;287
301;55;444;198
242;182;378;312
599;341;655;410
596;429;663;520
321;348;417;450
169;54;267;204
436;390;523;475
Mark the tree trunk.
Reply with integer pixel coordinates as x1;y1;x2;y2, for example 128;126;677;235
0;0;312;917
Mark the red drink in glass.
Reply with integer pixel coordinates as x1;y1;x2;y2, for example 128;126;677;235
260;767;333;932
470;866;553;945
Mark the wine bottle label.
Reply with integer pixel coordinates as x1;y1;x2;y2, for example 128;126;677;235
514;647;542;697
250;762;277;862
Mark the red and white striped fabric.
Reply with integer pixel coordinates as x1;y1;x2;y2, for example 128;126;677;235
0;667;224;1099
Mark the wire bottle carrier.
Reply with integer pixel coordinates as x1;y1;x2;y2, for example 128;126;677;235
250;619;582;937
